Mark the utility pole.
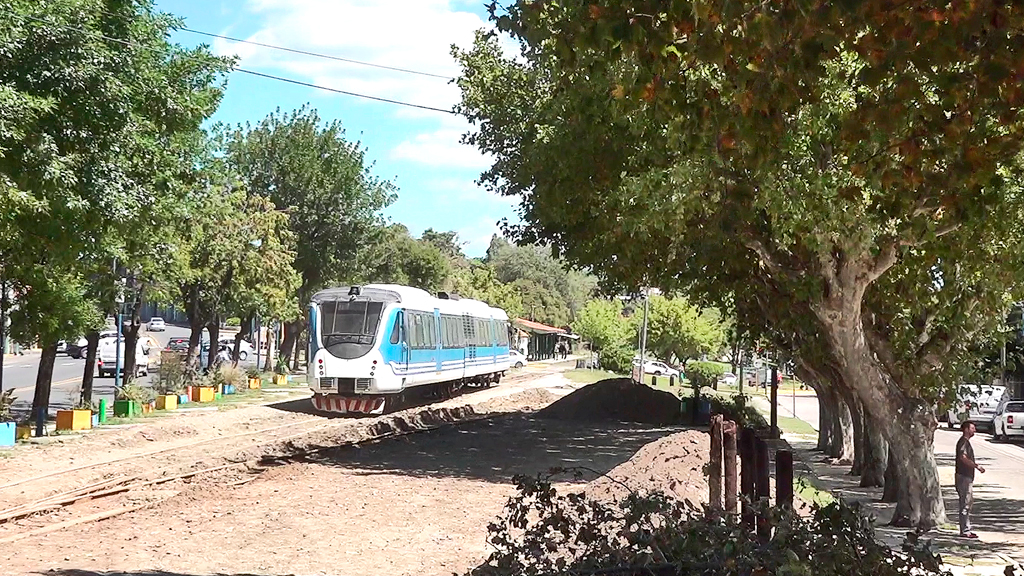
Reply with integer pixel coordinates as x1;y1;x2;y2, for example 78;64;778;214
639;288;650;379
114;276;125;393
0;278;7;395
770;348;779;438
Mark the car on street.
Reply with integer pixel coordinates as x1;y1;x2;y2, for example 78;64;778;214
509;349;527;369
56;340;67;354
147;317;166;331
67;330;119;358
720;372;737;386
632;358;680;377
217;336;255;361
992;400;1024;442
165;337;190;352
96;337;151;378
947;384;1010;433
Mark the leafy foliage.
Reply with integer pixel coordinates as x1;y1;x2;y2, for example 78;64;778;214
573;299;634;352
470;472;948;576
646;295;727;365
687;361;726;390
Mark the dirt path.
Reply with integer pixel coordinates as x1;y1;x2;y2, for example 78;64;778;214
7;364;691;576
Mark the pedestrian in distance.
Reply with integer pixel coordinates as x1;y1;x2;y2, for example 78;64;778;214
955;420;985;539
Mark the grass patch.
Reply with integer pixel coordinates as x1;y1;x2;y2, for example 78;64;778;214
795;476;835;507
777;416;817;436
563;369;623;385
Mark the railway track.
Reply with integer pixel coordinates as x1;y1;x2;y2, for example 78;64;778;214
0;362;573;542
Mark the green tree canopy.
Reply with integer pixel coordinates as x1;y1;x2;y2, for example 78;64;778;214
645;295;727;365
456;1;1024;528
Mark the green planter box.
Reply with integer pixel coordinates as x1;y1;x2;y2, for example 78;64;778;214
113;400;141;418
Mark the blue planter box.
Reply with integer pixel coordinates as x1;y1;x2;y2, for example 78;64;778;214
0;422;15;447
178;394;189;405
224;384;236;395
91;414;99;428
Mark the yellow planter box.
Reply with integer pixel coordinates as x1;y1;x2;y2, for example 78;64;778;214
248;377;261;389
197;386;215;403
156;395;177;410
274;374;287;386
16;425;32;439
56;409;92;431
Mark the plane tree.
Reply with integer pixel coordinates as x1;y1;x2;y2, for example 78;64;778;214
455;2;1024;528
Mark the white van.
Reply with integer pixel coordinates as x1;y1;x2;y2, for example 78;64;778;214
97;337;151;378
947;384;1010;433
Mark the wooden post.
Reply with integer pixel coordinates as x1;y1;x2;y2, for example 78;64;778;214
755;437;771;541
723;420;738;514
777;449;794;510
709;414;723;513
651;375;658;388
739;427;756;529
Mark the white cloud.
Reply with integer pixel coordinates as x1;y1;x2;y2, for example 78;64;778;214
216;0;488;113
392;128;491;168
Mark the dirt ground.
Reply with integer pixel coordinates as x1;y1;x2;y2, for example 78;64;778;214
0;370;713;576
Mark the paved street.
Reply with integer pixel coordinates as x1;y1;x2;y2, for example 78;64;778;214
758;391;1024;569
1;325;263;417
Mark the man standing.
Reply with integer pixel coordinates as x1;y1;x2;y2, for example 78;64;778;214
956;421;986;539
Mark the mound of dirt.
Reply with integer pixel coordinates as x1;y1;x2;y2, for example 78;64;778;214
477;388;562;413
536;378;681;424
585;430;709;508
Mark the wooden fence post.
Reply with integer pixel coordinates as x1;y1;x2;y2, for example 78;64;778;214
709;414;723;513
739;427;756;529
777;449;794;510
723;420;738;514
755;437;771;541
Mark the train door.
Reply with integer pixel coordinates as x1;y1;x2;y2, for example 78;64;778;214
464;314;476;372
396;309;409;375
489;318;498;363
434;309;442;373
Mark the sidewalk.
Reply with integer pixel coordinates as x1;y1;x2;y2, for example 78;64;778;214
749;396;1024;576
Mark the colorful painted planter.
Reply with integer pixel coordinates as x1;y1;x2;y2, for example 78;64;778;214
0;422;15;447
190;386;215;403
91;413;99;428
56;409;92;431
247;377;261;389
223;384;236;395
113;400;141;418
156;395;177;410
214;392;222;401
274;374;288;386
178;393;189;405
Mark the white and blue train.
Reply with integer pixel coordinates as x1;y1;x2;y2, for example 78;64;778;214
307;284;512;414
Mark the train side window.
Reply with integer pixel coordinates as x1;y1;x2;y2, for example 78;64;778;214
412;313;424;349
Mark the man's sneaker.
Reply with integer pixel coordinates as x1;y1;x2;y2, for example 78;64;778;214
960;532;979;539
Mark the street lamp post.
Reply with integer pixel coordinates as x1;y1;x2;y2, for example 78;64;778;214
114;279;125;393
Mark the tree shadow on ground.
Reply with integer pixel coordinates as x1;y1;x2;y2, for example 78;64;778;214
258;414;686;485
39;571;272;576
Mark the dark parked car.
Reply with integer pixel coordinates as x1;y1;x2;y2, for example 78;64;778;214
165;337;190;352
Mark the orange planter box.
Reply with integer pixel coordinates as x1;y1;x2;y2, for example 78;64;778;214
248;378;261;389
194;386;215;403
56;409;92;431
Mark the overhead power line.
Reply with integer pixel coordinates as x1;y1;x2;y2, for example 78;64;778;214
179;27;455;81
4;10;457;115
235;68;454;114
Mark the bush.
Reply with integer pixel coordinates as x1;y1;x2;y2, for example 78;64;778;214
687;361;725;389
212;365;246;389
709;393;769;430
467;472;948;576
225;317;241;327
153;352;187;395
598;343;634;374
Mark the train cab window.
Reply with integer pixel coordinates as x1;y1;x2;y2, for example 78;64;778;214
390;312;401;345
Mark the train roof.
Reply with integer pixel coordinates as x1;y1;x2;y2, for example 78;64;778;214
312;284;509;320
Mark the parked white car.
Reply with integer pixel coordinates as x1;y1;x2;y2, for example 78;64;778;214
147;317;166;331
97;337;151;378
217;336;255;361
509;349;527;369
947;385;1010;433
632;358;680;377
720;372;738;386
992;400;1024;442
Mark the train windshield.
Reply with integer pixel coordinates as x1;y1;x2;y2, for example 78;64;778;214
320;300;384;347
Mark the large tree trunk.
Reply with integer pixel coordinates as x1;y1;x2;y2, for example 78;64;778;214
882;449;900;503
826;387;854;464
79;331;100;405
280;320;300;367
232;313;254;368
30;342;59;424
814;383;833;452
206;320;221;371
813;292;946;529
187;319;204;372
860;416;888;488
122;290;145;383
846;392;866;475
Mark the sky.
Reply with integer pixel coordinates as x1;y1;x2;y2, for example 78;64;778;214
156;0;519;257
